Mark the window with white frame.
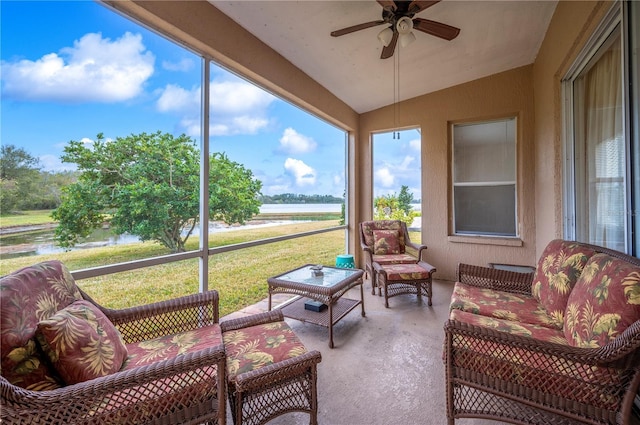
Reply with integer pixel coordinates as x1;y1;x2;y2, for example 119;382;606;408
563;3;632;254
452;118;517;237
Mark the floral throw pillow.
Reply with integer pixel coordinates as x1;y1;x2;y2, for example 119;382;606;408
531;239;595;328
373;229;402;255
36;300;128;384
564;253;640;348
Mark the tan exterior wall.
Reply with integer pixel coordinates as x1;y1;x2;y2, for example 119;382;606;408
359;66;536;281
532;0;613;259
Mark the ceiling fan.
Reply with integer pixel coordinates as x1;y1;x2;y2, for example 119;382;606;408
330;1;460;59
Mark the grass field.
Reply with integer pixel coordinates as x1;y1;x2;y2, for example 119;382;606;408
0;219;346;317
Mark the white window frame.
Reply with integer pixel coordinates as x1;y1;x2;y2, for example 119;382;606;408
451;117;518;238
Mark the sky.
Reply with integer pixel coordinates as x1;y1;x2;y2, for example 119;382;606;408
0;0;421;199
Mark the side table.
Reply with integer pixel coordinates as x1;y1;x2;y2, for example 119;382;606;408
267;264;365;348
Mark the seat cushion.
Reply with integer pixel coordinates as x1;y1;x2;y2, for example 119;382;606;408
1;260;83;390
381;263;431;281
36;300;128;384
222;320;307;381
451;282;559;329
564;253;640;348
372;253;417;265
123;323;223;369
531;239;595;328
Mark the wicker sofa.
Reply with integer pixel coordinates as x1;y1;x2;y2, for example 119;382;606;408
444;239;640;425
1;260;226;424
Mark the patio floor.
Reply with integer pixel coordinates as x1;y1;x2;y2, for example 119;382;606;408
220;278;503;425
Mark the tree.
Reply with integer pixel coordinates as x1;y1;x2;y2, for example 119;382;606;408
374;191;418;227
397;185;414;214
52;131;262;253
0;144;41;214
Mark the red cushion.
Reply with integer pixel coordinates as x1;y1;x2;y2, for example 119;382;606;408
381;263;430;280
222;320;307;381
373;229;402;254
361;220;406;250
36;300;128;384
451;282;559;329
531;240;595;328
372;253;416;265
123;323;223;369
1;261;82;390
564;253;640;347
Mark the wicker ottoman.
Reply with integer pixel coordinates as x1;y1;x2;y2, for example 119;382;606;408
373;261;435;308
221;310;322;425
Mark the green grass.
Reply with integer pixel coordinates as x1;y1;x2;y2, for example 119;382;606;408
0;220;345;317
0;210;54;227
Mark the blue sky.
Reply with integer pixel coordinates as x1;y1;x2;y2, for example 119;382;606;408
1;0;421;199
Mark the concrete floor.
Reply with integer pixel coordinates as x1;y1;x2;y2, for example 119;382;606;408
221;278;504;425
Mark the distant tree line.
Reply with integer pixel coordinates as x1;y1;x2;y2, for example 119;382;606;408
259;193;344;204
0;145;76;213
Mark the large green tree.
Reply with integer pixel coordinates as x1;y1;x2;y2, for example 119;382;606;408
52;131;262;252
0;144;41;214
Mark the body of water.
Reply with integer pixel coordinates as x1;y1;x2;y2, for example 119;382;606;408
0;203;420;258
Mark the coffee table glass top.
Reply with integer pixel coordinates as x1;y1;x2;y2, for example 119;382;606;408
274;265;360;288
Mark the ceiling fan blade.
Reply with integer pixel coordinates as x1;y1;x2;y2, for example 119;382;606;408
377;0;397;12
408;1;441;15
380;31;398;59
413;18;460;40
331;20;386;37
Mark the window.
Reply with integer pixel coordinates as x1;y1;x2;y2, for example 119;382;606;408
451;118;517;237
372;128;422;231
563;2;639;254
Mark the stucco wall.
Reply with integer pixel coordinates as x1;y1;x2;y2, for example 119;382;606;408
359;66;536;281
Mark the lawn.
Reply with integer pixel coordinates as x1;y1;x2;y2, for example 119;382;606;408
0;220;346;317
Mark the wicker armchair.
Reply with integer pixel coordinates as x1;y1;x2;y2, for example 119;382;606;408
1;260;226;425
444;240;640;425
359;220;427;295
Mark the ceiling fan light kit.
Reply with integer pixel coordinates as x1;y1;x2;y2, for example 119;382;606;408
331;0;460;59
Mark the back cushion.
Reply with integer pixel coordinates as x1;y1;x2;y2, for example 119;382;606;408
0;261;83;390
531;240;595;329
564;253;640;348
361;220;405;252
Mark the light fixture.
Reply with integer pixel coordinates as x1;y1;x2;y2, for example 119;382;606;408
377;27;394;47
396;16;415;48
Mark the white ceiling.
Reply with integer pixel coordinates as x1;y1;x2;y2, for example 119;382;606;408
210;1;557;114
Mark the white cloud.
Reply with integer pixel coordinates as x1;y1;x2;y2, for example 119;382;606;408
278;128;317;154
39;154;76;172
155;78;276;136
399;155;415;170
284;158;316;187
375;167;395;187
409;138;421;152
1;32;154;103
162;58;194;72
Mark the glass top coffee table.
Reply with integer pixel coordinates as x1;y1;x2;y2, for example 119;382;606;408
267;264;365;348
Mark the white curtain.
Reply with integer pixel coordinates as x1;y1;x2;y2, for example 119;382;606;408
582;34;624;250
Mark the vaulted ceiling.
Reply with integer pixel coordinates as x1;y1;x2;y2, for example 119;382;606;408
210;1;557;114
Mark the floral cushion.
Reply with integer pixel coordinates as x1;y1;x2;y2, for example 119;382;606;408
36;300;128;384
564;253;640;348
381;263;430;281
449;309;568;345
123;324;223;369
0;260;83;390
222;320;307;381
361;220;406;251
372;253;417;265
373;229;402;255
449;309;624;410
451;282;559;329
531;239;595;328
